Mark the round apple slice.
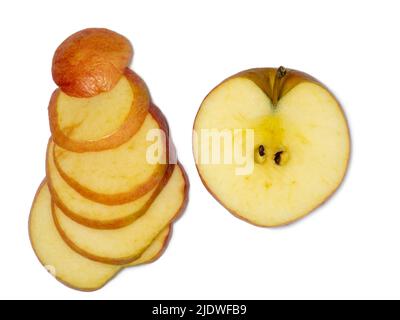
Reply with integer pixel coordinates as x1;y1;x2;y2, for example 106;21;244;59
29;182;172;291
193;67;350;227
52;164;189;265
52;28;133;98
49;69;149;153
53;105;171;205
46;138;176;229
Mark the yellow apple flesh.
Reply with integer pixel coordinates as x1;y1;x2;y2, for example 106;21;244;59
52;164;188;264
52;108;168;205
29;183;172;291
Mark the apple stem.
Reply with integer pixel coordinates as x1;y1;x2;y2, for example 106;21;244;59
272;66;287;107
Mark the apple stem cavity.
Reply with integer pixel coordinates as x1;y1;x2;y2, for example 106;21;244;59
272;66;287;107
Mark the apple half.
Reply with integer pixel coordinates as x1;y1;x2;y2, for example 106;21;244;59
29;182;172;291
52;28;133;98
52;105;172;205
52;164;189;265
49;69;150;153
193;67;350;227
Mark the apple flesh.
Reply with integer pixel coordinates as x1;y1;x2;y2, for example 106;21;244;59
52;105;172;205
46;140;175;229
29;182;172;291
49;69;150;153
193;67;350;227
52;28;133;98
52;164;189;265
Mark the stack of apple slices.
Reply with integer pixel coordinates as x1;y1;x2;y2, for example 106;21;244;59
29;29;188;291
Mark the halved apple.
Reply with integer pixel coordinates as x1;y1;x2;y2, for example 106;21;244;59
29;182;172;291
193;67;350;227
52;164;188;264
53;105;172;205
46;139;175;229
52;28;133;98
49;69;149;153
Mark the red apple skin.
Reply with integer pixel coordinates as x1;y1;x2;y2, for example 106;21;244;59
52;28;133;98
51;104;173;206
193;67;351;227
49;68;150;153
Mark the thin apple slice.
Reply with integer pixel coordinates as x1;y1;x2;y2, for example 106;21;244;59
53;105;171;205
52;28;133;98
47;141;175;229
52;164;189;265
128;226;172;267
49;69;149;153
29;182;172;291
193;68;350;227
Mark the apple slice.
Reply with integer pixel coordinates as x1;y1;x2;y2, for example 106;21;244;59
49;69;150;153
53;105;171;205
52;164;189;265
127;225;172;267
29;182;172;291
46;139;175;229
52;28;133;98
193;67;350;227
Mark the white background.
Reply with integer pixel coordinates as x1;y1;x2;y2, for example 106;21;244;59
0;0;399;300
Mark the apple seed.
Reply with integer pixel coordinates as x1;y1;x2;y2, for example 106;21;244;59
274;151;283;165
255;145;267;164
